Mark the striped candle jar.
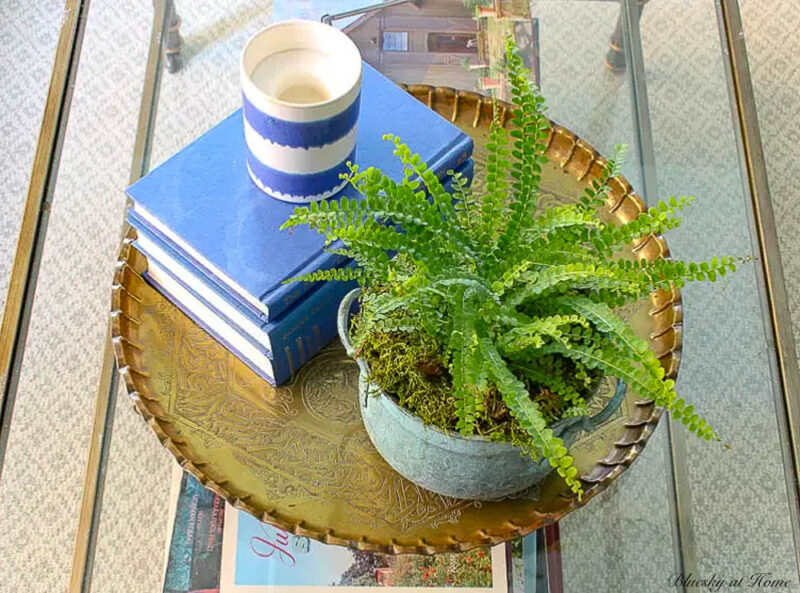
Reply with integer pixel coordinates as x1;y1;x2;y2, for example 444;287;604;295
240;20;362;203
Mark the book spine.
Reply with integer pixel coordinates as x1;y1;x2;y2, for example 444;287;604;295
267;268;358;384
425;133;474;183
163;470;224;593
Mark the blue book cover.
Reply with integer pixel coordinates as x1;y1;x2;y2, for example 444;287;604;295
126;63;473;321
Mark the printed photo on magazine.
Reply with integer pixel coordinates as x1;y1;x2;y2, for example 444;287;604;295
274;0;540;94
220;504;508;592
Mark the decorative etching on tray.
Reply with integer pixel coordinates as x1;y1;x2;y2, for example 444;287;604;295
232;450;318;505
154;299;180;345
300;351;361;424
585;376;625;423
159;311;475;531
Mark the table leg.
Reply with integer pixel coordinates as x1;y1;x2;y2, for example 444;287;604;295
605;0;649;73
543;523;563;593
164;1;183;73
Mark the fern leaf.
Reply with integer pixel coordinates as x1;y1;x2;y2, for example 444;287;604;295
498;314;589;352
554;295;652;358
505;262;647;305
529;204;603;237
284;266;362;284
449;288;482;434
508;360;585;404
496;36;551;254
538;334;718;441
588;196;694;253
451;170;479;233
580;144;627;209
479;336;584;498
383;133;460;222
478;118;512;245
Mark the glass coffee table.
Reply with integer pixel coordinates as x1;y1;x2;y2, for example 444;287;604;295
1;1;798;592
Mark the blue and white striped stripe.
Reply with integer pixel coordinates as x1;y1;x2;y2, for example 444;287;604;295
242;91;360;149
245;147;355;200
240;21;362;203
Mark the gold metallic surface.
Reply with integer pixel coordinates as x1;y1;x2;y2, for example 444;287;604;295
110;88;681;554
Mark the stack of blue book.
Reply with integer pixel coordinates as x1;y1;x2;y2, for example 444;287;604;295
125;64;474;385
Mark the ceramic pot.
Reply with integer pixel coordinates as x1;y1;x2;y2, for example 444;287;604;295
240;20;362;202
337;289;626;500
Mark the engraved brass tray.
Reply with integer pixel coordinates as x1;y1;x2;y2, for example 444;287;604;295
111;86;682;554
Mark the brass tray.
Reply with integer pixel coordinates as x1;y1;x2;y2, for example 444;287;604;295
111;86;682;554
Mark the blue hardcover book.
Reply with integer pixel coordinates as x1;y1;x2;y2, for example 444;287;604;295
144;255;359;386
128;160;474;356
126;63;473;322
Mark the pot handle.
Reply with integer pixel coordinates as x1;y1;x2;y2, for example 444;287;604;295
337;288;362;357
587;378;627;429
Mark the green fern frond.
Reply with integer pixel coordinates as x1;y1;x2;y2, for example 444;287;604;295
563;403;590;417
505;262;647;305
479;118;511;238
497;36;550;255
588;196;694;253
284;266;363;284
529;204;603;237
554;295;652;358
479;336;584;498
509;360;585;404
450;170;479;231
538;336;667;401
383;133;460;221
449;288;483;435
345;150;478;261
498;314;589;352
358;316;419;336
580;144;627;209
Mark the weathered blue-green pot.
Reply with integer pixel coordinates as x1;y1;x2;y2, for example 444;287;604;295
337;289;626;500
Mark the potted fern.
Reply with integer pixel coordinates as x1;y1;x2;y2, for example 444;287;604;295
281;39;735;500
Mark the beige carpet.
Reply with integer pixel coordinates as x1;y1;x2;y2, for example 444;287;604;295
0;1;798;592
0;1;154;591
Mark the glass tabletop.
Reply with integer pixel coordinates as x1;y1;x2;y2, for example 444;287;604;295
0;1;798;592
